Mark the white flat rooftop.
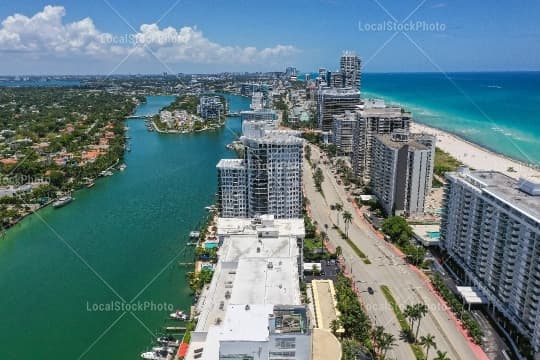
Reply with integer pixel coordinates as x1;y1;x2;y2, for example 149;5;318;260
217;217;305;239
220;233;298;262
220;304;273;341
230;257;301;305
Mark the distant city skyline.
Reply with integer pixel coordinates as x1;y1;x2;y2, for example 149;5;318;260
1;0;539;75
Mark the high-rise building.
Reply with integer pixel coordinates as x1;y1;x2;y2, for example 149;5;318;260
329;71;343;88
217;133;304;219
198;96;224;121
244;134;304;219
370;130;435;217
318;67;327;82
217;159;248;218
331;111;357;155
440;168;540;354
340;51;361;90
240;109;278;123
316;87;361;131
352;101;411;181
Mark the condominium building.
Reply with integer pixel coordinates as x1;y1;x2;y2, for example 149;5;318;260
217;159;248;218
340;51;361;90
370;130;435;217
352;101;411;180
244;134;304;219
440;168;540;354
240;83;260;96
242;120;277;140
240;109;278;123
318;67;327;82
316;87;361;131
329;72;343;88
217;133;303;219
198;96;224;121
186;216;311;360
331;111;357;155
251;92;265;111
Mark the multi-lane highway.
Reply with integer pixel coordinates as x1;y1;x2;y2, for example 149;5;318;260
303;145;484;360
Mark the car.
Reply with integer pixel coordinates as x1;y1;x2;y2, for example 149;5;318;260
367;287;374;295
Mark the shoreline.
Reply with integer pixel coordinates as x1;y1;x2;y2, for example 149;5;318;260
411;121;540;180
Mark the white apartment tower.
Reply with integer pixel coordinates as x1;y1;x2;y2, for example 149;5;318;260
370;130;435;217
217;159;248;218
316;87;361;131
352;101;411;181
331;111;357;155
244;134;304;219
217;134;304;219
340;51;361;90
441;169;540;354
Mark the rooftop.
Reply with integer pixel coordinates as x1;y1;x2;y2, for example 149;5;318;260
319;87;361;97
230;257;301;305
216;158;245;169
450;169;540;223
375;133;429;151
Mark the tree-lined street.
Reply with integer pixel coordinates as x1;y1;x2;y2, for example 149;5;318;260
304;145;484;360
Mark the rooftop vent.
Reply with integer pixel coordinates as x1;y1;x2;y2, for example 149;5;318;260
518;178;540;196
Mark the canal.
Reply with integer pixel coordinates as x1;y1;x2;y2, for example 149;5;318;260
0;94;249;359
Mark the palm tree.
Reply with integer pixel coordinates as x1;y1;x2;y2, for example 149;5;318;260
342;210;352;238
419;334;437;359
335;202;343;226
414;304;429;342
379;333;396;359
434;350;450;360
404;305;416;333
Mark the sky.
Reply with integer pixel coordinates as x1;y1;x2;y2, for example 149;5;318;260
0;0;539;75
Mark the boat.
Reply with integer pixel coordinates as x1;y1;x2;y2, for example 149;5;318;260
152;346;176;353
204;205;217;211
86;181;95;188
99;170;114;177
169;310;189;321
119;164;127;171
157;335;178;346
140;350;169;360
189;231;200;239
52;196;73;208
186;242;197;246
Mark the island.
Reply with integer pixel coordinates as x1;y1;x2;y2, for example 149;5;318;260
151;94;227;133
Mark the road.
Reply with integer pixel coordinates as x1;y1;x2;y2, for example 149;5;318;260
303;145;483;360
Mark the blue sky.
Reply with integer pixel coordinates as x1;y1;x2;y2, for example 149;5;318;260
0;0;539;74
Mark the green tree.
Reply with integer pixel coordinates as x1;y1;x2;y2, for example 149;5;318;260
313;167;324;192
404;304;416;335
330;319;341;335
414;303;429;342
343;210;352;238
420;333;437;359
304;144;311;161
381;216;413;245
335;202;343;226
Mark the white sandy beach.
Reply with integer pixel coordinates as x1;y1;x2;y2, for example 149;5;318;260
411;122;540;181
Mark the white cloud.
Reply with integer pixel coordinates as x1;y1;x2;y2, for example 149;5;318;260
0;5;298;65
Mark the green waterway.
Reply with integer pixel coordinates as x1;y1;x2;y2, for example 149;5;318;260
0;94;249;359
